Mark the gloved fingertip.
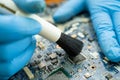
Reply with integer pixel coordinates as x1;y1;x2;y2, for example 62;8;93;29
0;40;36;79
53;12;69;23
24;17;42;35
53;0;85;23
0;15;42;42
98;32;120;62
13;0;46;13
0;37;33;61
106;48;120;62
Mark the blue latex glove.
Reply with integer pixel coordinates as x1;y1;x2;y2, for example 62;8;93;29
0;0;45;80
53;0;120;62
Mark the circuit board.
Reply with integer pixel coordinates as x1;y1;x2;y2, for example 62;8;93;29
9;3;120;80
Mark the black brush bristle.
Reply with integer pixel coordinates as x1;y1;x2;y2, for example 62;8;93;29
56;33;83;57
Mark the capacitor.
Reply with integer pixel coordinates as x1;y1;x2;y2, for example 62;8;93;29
49;53;57;60
78;32;85;38
51;59;58;65
84;73;91;79
38;62;46;69
71;34;77;38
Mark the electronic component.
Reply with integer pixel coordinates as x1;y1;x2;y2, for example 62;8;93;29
78;32;85;38
37;42;45;49
45;56;50;61
49;53;57;60
56;45;61;49
84;73;91;79
103;57;109;62
105;73;113;80
46;71;69;80
114;66;120;71
71;22;80;27
90;52;99;59
71;34;77;38
51;59;58;65
69;54;86;64
48;65;54;71
38;62;46;69
37;54;42;58
23;67;34;80
78;68;82;72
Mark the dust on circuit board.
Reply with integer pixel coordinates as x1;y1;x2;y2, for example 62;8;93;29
9;4;120;80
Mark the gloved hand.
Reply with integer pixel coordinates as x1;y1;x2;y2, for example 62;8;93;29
53;0;120;62
0;0;45;79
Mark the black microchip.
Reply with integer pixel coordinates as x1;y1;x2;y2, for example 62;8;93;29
37;54;42;58
48;65;54;71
